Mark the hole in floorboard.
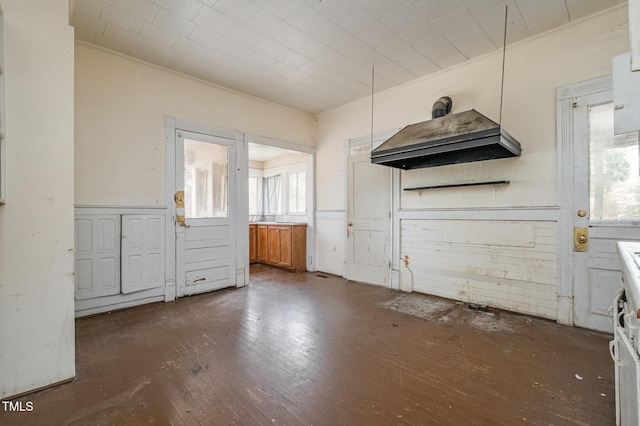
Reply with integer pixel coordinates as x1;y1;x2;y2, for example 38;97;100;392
380;293;517;333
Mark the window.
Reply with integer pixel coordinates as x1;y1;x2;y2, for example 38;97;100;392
248;176;259;216
289;171;306;213
184;139;228;218
265;174;281;214
589;102;640;221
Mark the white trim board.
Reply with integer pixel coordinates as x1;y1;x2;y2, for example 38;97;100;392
398;207;559;222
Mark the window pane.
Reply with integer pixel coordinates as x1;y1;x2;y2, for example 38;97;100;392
289;173;298;212
184;139;228;218
589;103;640;221
248;177;258;215
288;171;306;213
266;175;280;214
297;172;306;212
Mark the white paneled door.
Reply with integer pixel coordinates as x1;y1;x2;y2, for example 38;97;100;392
121;215;165;294
175;130;237;297
573;91;640;332
346;152;390;286
74;214;121;300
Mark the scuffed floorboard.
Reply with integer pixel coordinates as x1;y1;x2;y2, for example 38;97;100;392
1;264;614;425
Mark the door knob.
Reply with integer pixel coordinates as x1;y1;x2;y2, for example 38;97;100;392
577;210;586;217
176;215;190;228
347;221;353;227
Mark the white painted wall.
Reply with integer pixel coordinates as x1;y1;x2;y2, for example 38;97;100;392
0;0;75;398
75;43;316;207
315;6;630;318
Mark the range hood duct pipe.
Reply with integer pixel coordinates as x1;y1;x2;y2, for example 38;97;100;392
432;96;452;119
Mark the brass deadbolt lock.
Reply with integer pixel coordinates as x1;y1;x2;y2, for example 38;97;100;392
174;190;185;207
574;227;588;252
577;210;586;217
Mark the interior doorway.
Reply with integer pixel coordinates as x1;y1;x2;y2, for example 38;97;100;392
246;136;315;278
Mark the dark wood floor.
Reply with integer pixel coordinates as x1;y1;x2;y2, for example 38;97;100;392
1;264;615;425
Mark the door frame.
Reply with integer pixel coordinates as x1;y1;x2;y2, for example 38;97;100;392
556;75;612;326
244;133;316;273
164;117;246;300
344;129;400;289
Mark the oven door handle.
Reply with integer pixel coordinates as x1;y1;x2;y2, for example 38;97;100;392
609;339;622;366
609;284;625;324
624;312;638;330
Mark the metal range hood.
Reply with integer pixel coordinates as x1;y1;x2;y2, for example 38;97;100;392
371;107;522;170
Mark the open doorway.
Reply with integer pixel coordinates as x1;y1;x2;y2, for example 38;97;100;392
247;142;315;279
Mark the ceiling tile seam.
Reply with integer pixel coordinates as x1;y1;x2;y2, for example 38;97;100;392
460;3;500;50
281;8;426;85
205;46;355;99
412;5;472;61
512;1;532;37
221;18;377;92
307;2;445;79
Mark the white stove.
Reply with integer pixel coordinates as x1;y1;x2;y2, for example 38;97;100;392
613;242;640;426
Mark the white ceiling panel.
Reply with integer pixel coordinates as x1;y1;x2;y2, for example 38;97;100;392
431;7;497;57
566;0;618;20
414;0;465;21
226;23;266;47
358;0;407;20
140;22;179;46
193;6;236;34
173;37;210;58
246;9;290;39
153;0;202;20
75;0;105;19
188;25;227;49
462;0;531;47
514;0;569;34
111;0;159;22
100;4;146;34
153;8;196;37
252;0;300;18
71;0;626;115
212;0;261;24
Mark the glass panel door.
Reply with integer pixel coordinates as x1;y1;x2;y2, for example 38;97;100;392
184;139;228;219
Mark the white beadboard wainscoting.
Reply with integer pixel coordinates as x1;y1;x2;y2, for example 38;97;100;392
315;210;346;277
397;208;559;320
74;206;170;317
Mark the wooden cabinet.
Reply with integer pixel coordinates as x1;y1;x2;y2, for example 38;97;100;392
251;223;306;272
257;225;268;263
249;224;258;263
